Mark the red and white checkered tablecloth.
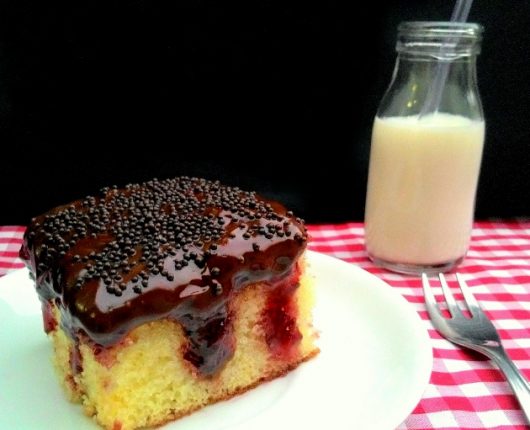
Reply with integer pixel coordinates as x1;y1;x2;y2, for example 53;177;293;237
2;221;530;429
0;226;26;274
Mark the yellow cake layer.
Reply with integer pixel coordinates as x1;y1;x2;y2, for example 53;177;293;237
48;270;318;430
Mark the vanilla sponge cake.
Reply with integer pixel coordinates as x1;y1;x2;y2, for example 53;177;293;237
20;177;318;430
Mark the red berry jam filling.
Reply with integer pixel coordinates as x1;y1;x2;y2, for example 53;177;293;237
261;267;302;360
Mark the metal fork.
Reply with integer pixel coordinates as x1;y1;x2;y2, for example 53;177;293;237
423;273;530;420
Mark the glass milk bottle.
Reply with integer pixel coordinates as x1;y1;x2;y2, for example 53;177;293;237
364;22;485;275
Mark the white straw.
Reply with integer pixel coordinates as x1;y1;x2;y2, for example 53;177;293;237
419;0;474;116
451;0;473;22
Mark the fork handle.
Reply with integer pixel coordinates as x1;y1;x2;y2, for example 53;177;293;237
484;346;530;422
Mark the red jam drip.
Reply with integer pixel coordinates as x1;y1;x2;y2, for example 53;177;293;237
261;267;302;359
20;177;308;376
42;300;57;333
70;342;83;375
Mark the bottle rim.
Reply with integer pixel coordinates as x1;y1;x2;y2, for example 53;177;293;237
398;21;483;39
397;21;483;56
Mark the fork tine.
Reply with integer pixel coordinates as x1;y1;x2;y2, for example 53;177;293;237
422;273;441;317
439;273;461;318
456;273;481;317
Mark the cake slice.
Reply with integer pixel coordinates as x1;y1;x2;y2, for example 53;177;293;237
20;176;318;430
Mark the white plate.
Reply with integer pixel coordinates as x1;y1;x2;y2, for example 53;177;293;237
0;251;432;430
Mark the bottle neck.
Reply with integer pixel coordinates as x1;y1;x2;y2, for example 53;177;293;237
377;54;483;120
377;22;484;121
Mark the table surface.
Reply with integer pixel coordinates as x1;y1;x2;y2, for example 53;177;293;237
2;221;530;430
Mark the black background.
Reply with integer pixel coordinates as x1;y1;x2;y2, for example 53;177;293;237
1;0;529;224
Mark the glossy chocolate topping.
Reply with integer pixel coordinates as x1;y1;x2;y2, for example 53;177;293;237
20;176;307;375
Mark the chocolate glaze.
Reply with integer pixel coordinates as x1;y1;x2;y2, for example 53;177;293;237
20;177;307;376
